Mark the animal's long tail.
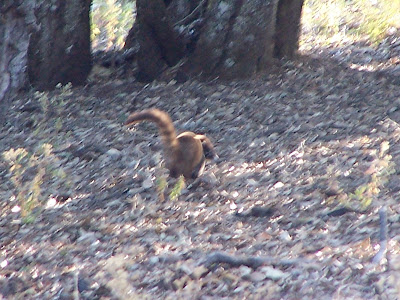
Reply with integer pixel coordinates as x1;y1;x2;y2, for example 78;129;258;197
125;109;179;152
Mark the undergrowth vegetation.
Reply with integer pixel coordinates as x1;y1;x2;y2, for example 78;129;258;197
301;0;400;47
91;0;135;51
2;85;73;224
156;175;186;201
3;144;69;224
89;0;400;52
345;141;395;211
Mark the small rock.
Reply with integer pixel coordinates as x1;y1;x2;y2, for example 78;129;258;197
106;148;122;160
280;231;292;242
127;160;140;169
192;266;208;279
239;266;252;278
261;266;287;280
247;178;258;186
250;271;266;282
179;264;193;276
142;178;153;189
148;256;159;264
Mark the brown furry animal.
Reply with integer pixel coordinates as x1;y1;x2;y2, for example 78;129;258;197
125;109;217;179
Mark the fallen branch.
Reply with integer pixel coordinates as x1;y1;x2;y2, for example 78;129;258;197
203;251;313;269
235;206;275;218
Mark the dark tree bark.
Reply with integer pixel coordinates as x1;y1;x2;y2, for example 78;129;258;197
274;0;305;58
0;0;92;112
28;0;92;90
186;0;278;79
132;0;185;82
125;0;304;81
0;1;37;113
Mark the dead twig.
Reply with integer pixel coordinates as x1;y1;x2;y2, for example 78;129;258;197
372;206;388;264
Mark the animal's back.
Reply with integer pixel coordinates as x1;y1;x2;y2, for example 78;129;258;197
125;109;214;179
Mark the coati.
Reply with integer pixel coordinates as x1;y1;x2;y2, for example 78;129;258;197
125;109;217;179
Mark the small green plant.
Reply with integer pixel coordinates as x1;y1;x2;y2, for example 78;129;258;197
347;141;394;210
33;84;72;137
155;175;185;201
349;183;376;210
3;148;37;221
156;176;168;202
55;82;73;105
36;91;49;115
169;175;185;201
3;144;69;223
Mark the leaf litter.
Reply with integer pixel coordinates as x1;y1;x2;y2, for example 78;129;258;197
1;32;400;299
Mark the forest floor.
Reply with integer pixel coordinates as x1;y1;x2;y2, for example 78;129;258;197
2;32;400;299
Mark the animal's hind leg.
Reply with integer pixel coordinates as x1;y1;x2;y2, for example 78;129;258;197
191;157;205;179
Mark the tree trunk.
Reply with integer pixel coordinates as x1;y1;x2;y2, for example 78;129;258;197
131;0;185;82
0;1;37;113
274;0;305;58
126;0;304;81
186;0;278;79
0;0;92;117
28;0;92;90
